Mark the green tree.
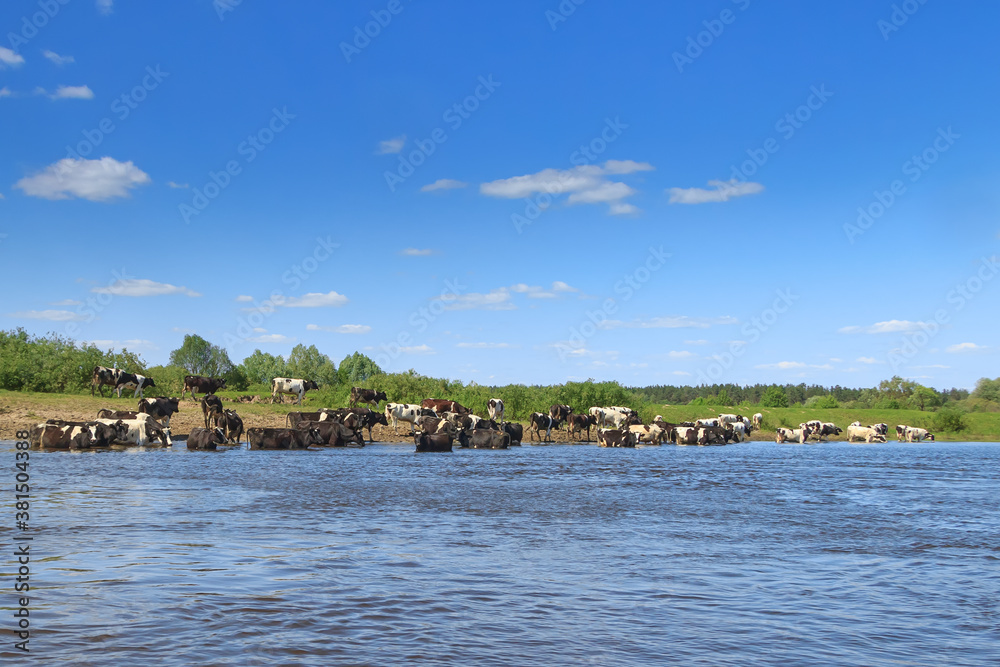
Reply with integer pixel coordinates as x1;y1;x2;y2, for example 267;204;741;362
911;386;940;411
168;334;234;377
286;344;338;386
973;377;1000;403
715;388;731;406
338;352;383;384
240;349;288;385
760;386;789;408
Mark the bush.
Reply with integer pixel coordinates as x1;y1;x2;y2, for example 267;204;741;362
933;409;967;433
760;386;788;408
805;395;839;409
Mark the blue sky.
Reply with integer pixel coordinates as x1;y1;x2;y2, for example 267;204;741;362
1;0;997;389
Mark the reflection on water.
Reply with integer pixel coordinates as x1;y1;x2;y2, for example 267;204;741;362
2;441;999;665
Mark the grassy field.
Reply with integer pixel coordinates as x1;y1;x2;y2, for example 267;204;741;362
2;388;999;442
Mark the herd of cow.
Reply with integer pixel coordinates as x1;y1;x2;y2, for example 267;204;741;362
29;368;935;451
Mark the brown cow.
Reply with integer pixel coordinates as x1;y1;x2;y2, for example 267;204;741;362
421;398;470;415
566;413;598;441
187;427;228;451
597;428;638;448
201;394;224;429
349;387;388;408
182;375;227;401
247;427;324;450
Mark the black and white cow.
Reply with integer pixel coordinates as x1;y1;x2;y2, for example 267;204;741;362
529;412;561;442
271;378;319;405
91;366;123;397
487;398;505;422
138;396;180;428
114;372;156;398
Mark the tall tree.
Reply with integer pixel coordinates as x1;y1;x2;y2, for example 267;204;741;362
286;344;338;386
240;349;288;385
168;334;234;376
338;352;383;384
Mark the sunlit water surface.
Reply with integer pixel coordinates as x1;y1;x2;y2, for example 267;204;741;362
2;440;998;666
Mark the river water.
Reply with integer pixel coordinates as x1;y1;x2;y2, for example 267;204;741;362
2;440;998;666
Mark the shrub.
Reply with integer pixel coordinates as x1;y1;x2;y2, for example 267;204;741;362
760;386;788;408
933;409;967;433
805;395;839;409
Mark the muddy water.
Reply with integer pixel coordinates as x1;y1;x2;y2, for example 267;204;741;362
2;440;999;666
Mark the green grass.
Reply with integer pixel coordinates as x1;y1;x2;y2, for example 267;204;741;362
3;389;999;441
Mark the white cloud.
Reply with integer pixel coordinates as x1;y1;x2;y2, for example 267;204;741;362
249;334;294;344
668;350;696;359
673;370;692;376
400;344;434;354
839;320;931;334
479;160;652;215
685;339;709;345
0;47;25;68
15;157;150;201
235;295;254;302
42;50;74;66
400;248;434;256
92;279;201;297
436;288;514;311
946;342;987;353
96;0;113;14
172;327;195;334
602;160;655;175
51;85;94;100
167;181;189;189
910;364;950;369
9;309;85;321
667;179;764;204
283;291;349;308
421;179;467;192
377;135;406;154
307;324;371;334
49;299;82;306
856;356;883;364
456;342;514;349
253;327;266;333
601;315;738;330
609;202;639;215
552;281;578;293
0;87;11;98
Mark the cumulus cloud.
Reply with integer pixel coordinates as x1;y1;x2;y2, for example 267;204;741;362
49;299;82;306
377;135;406;154
166;181;189;189
839;320;931;334
421;179;467;192
83;338;155;350
42;50;74;66
668;350;696;359
600;315;739;330
946;342;987;353
511;281;580;299
9;309;86;321
479;160;653;215
51;85;94;100
283;291;349;308
400;248;435;256
16;157;150;201
92;278;201;297
667;179;764;204
685;339;709;345
235;295;254;302
307;324;371;334
0;47;25;68
672;370;691;376
552;281;578;293
856;357;883;364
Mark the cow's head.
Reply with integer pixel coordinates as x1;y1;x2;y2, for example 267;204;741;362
144;378;157;387
375;390;388;402
306;380;319;391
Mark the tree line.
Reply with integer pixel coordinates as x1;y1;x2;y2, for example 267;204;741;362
1;329;996;418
